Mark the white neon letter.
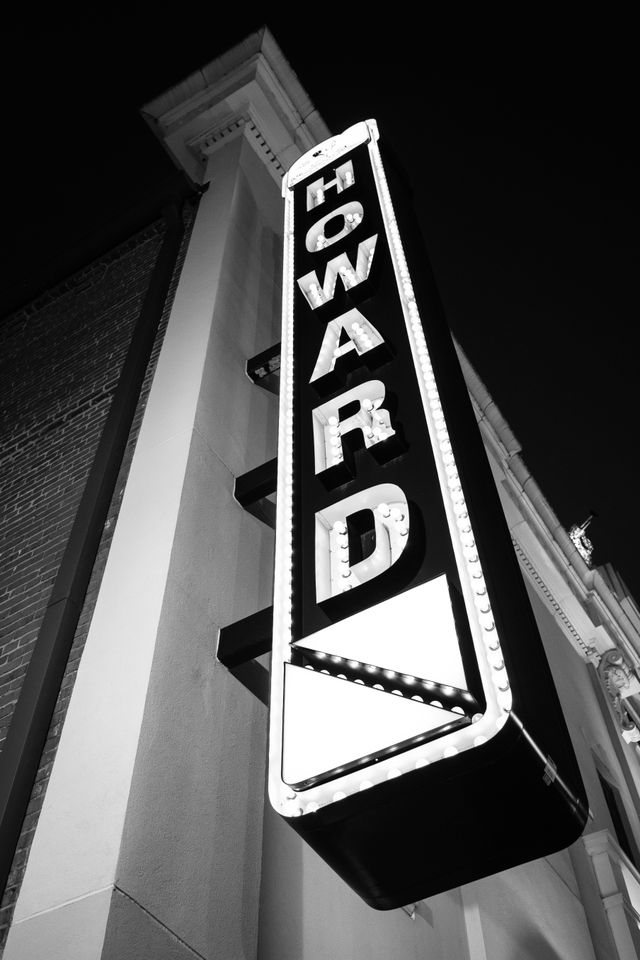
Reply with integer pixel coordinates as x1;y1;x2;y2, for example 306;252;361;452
297;236;378;309
315;484;409;602
306;160;355;210
306;201;364;253
312;380;395;472
310;308;386;382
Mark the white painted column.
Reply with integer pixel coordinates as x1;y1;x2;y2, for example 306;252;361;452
5;134;281;960
584;831;640;960
603;894;640;960
460;883;488;960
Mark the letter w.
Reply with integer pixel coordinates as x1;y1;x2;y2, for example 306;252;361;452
297;235;377;310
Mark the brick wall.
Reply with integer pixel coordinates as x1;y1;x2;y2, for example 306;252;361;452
0;200;197;951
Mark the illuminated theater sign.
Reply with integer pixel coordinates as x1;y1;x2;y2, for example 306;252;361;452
268;120;587;909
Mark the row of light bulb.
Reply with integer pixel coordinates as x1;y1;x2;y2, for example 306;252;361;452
277;199;297;648
338;265;358;289
330;520;354;591
292;705;500;814
323;395;390;468
326;417;344;465
311;168;355;209
314;212;363;250
350;319;375;352
303;654;469;715
376;501;408;537
307;282;325;307
369;139;512;719
307;242;375;303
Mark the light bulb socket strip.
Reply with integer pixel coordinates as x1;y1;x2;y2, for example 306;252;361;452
292;646;479;717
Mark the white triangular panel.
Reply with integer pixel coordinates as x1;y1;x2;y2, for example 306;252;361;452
282;664;462;785
293;575;467;690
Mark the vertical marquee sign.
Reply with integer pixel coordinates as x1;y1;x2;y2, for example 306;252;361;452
269;120;587;909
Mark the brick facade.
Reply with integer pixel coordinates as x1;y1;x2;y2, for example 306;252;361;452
0;201;197;951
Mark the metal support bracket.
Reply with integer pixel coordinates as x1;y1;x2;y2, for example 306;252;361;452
246;342;281;394
217;606;273;706
220;345;281;702
234;457;277;528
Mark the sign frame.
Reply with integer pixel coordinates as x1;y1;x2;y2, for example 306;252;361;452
268;120;587;909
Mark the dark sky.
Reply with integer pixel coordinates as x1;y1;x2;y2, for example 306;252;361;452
3;12;638;603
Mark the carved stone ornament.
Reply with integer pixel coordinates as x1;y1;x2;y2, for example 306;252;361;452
569;519;594;566
598;648;640;743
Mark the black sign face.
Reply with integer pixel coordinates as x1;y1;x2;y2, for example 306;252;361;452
269;121;587;909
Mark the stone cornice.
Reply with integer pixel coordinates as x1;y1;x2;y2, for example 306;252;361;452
186;109;287;186
510;539;598;661
141;28;330;184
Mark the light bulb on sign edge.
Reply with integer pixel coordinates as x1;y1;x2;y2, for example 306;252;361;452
498;690;513;711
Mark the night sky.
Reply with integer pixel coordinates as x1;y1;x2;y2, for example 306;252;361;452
3;12;638;603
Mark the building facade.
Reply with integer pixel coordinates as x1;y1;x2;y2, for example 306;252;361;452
2;27;640;960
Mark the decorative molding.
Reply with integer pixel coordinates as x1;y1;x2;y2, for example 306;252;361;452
511;538;598;661
598;648;640;743
141;29;331;187
569;516;595;567
187;110;287;184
